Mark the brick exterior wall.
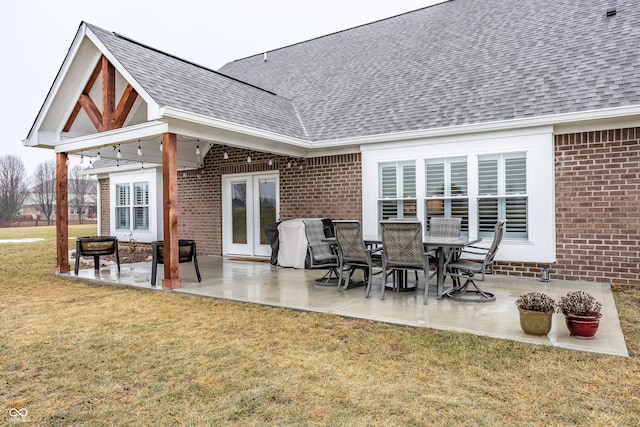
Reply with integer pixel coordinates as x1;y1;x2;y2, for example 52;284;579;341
175;146;362;256
99;177;110;235
98;127;638;287
495;127;640;286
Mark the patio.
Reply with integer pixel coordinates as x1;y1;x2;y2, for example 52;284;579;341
63;256;628;357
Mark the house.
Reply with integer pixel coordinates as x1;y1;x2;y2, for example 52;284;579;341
23;0;640;288
22;178;97;224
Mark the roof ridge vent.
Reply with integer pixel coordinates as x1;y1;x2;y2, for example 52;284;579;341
606;7;617;17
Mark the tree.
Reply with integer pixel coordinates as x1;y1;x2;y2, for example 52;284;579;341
31;161;56;225
69;165;96;225
0;155;29;224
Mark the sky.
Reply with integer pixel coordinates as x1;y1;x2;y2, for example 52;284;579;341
0;0;444;177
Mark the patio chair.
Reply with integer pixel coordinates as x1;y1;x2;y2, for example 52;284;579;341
151;239;201;286
443;221;505;302
333;220;383;295
303;219;340;286
427;217;462;276
380;221;432;304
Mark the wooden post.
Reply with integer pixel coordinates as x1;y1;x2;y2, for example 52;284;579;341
55;152;70;273
161;132;181;289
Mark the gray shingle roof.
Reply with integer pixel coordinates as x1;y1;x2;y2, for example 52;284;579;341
87;24;308;139
219;0;640;141
87;0;640;143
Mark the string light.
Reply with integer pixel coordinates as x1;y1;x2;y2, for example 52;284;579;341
268;158;273;166
195;141;201;156
80;151;84;164
223;147;228;160
137;140;142;156
96;148;101;160
116;145;122;159
160;140;163;152
287;159;291;168
247;155;252;163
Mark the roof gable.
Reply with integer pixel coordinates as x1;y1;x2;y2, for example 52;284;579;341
86;24;309;140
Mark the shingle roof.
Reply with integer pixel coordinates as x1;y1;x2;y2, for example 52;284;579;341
87;0;640;143
219;0;640;141
87;24;308;139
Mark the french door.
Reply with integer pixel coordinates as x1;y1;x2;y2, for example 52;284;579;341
222;173;279;257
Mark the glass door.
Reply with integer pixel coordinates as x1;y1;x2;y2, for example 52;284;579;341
223;173;278;257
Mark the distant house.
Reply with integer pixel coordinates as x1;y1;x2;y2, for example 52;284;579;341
24;0;640;288
22;178;97;224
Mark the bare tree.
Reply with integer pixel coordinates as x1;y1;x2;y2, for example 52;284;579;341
0;155;29;224
31;161;56;225
69;165;96;225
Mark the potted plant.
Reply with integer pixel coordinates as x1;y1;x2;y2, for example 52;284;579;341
515;292;556;335
557;291;603;340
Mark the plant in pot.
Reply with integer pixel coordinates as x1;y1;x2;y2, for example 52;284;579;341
557;290;602;340
515;292;556;335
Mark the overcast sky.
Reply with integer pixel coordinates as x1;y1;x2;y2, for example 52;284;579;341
0;0;443;176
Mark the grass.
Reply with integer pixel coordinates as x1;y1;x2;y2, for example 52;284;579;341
1;225;640;425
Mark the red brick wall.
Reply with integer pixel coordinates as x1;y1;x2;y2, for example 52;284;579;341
99;177;110;235
496;127;640;286
553;127;640;286
279;154;362;221
175;146;362;256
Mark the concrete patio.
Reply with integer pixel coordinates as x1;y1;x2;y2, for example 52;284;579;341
63;256;629;357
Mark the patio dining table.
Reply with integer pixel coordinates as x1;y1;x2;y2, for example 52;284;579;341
423;236;481;299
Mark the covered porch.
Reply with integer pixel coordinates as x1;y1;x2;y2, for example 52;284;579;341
61;257;628;357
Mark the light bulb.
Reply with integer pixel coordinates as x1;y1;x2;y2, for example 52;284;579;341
195;145;200;156
96;150;101;160
223;150;228;160
160;141;163;152
247;155;251;163
80;153;84;164
268;159;273;166
137;143;142;156
117;148;122;159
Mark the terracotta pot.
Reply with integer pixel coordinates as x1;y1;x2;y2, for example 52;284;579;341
518;308;553;335
564;313;602;340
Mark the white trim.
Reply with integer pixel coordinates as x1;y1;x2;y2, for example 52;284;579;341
362;127;556;263
108;169;162;243
54;121;169;152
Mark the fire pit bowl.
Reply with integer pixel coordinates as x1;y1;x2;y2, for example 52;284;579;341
75;236;120;275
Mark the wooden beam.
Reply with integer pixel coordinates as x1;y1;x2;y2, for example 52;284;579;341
63;58;103;132
161;132;181;289
78;94;104;132
110;84;138;129
55;153;70;274
102;56;116;130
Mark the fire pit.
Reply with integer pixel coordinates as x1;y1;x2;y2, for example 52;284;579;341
151;239;201;286
74;236;120;275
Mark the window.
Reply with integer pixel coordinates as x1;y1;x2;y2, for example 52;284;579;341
115;182;149;230
425;157;469;235
378;162;416;220
478;153;527;238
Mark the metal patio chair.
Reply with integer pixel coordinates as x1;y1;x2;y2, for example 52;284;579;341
303;219;340;286
333;220;383;296
380;220;432;304
443;221;505;302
